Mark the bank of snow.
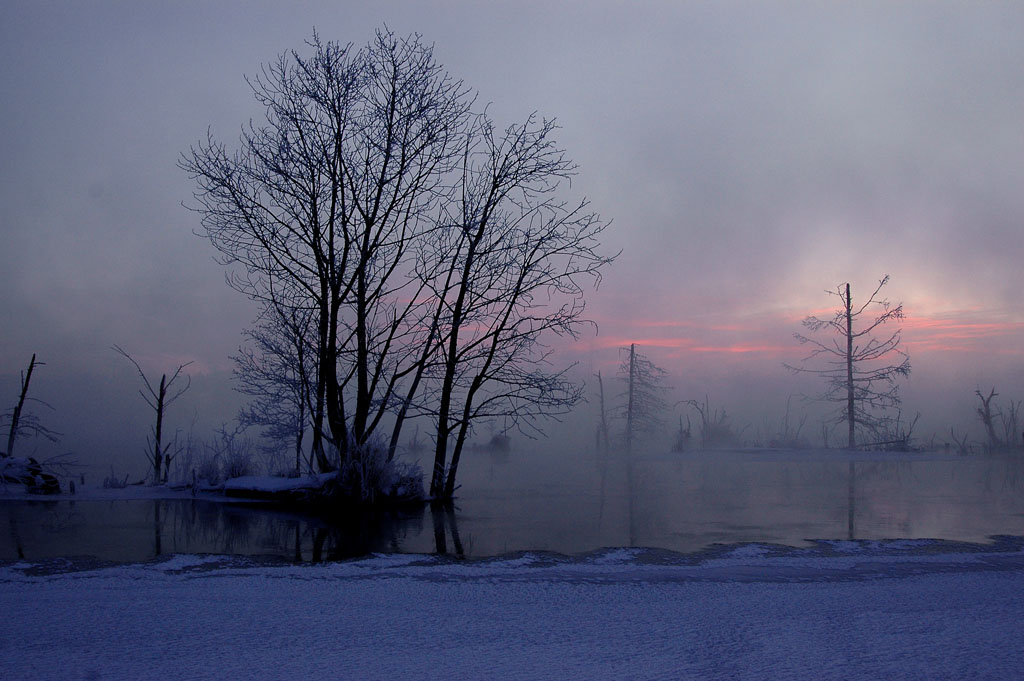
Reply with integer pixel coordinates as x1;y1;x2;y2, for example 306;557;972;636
2;541;1023;680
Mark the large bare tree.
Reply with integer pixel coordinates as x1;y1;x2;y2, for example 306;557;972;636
786;275;910;448
183;30;470;470
183;29;612;499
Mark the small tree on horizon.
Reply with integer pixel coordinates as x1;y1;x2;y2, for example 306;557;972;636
974;387;1022;452
618;343;669;456
785;275;910;448
113;346;192;484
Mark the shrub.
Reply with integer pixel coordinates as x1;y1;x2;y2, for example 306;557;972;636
325;435;423;503
102;467;129;489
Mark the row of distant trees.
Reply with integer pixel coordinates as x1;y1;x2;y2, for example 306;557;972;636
595;275;1010;454
596;276;912;452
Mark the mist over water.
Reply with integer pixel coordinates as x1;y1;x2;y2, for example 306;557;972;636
6;441;1024;562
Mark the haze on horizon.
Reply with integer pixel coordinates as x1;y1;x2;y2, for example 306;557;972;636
2;1;1023;472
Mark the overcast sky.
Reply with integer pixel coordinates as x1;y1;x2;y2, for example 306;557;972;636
2;1;1023;464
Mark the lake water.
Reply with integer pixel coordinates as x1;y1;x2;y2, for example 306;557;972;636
3;448;1024;562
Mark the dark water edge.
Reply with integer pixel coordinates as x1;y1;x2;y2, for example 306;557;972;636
4;449;1024;564
1;498;434;564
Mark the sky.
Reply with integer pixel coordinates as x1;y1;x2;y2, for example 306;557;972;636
2;1;1023;467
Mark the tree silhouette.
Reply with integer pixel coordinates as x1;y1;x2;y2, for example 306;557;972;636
786;275;910;448
618;343;669;455
182;29;613;499
113;346;192;483
3;354;60;458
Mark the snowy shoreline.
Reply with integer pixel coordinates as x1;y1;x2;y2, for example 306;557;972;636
3;541;1024;680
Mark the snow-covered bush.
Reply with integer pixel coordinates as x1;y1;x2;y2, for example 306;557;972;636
196;454;222;486
1;456;63;493
323;435;423;504
102;468;129;489
188;426;257;484
223;446;254;479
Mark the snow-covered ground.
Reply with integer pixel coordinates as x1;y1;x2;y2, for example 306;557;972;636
3;540;1023;680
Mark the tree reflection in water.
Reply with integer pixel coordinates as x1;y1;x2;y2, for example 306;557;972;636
4;452;1024;562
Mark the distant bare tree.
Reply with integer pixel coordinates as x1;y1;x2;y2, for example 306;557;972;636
2;354;60;458
595;371;611;453
762;395;808;449
975;388;1022;452
976;388;1000;450
682;395;742;449
618;344;669;455
671;414;691;452
786;276;910;448
949;427;972;455
113;346;192;484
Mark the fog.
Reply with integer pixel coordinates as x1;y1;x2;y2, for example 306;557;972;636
3;2;1023;480
3;353;1019;484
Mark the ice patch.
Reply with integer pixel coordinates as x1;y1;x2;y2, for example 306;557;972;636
585;547;644;564
149;554;230;572
720;543;773;558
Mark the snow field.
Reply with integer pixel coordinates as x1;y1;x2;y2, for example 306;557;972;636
2;547;1023;680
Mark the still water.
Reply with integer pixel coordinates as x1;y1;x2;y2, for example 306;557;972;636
3;449;1024;562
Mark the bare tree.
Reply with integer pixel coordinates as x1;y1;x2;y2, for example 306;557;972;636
113;346;192;484
975;388;1022;452
423;113;612;498
785;275;910;448
3;354;60;458
183;29;613;501
683;396;742;449
234;304;318;474
618;344;669;455
595;370;611;453
182;29;471;475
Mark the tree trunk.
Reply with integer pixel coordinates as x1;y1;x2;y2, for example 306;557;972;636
626;344;636;456
626;345;636;547
847;460;856;540
312;298;329;472
321;291;345;472
431;222;483;498
388;313;441;462
5;354;37;458
845;284;855;449
154;374;166;484
294;401;305;474
443;419;469;499
976;389;1001;448
431;380;454;498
